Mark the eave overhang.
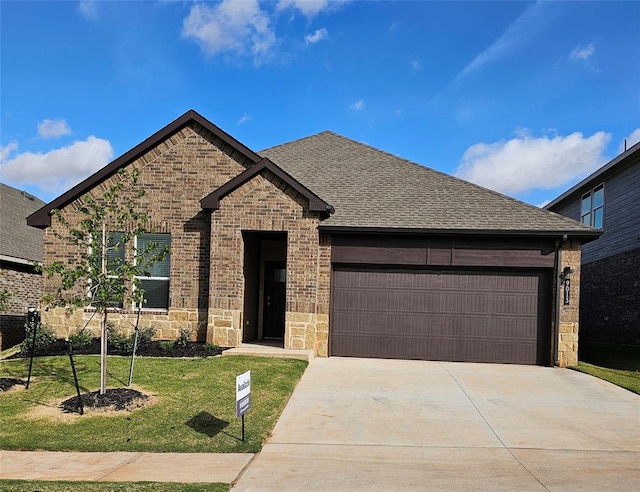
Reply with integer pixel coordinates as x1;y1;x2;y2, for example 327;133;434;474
26;110;263;229
318;225;603;243
200;157;334;215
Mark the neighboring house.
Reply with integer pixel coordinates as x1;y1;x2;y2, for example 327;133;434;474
546;142;640;348
0;183;45;350
27;110;599;367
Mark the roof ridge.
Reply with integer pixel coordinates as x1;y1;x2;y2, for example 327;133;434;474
259;130;334;154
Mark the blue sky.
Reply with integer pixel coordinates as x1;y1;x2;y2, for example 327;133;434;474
2;0;639;207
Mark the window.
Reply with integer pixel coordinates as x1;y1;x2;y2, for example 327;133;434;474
106;232;125;308
135;233;171;310
580;184;604;229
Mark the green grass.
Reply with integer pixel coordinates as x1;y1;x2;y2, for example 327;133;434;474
0;480;229;491
0;355;306;452
572;346;640;395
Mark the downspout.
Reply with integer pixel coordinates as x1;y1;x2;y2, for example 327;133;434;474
553;235;568;366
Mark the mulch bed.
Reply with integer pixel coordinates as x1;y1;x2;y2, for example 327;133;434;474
8;339;226;359
0;377;26;391
61;388;149;413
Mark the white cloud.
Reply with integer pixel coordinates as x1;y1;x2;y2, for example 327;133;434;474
38;119;72;139
305;28;328;45
238;114;252;125
452;2;551;84
411;60;422;72
0;141;18;162
0;137;113;195
619;128;640;152
182;0;276;63
454;130;610;195
569;43;595;62
277;0;347;18
78;1;98;20
350;99;364;111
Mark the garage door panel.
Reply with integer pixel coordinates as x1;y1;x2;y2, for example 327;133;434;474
331;269;550;365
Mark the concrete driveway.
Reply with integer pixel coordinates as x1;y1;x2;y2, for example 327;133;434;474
233;357;640;491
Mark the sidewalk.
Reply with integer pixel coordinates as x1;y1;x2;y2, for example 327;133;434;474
0;451;253;484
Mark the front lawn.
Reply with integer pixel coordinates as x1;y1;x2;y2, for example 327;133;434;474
0;355;306;453
572;346;640;395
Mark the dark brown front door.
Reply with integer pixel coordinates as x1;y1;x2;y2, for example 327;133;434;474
331;268;551;365
263;261;286;339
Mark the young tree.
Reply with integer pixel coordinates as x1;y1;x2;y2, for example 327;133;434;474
41;169;168;394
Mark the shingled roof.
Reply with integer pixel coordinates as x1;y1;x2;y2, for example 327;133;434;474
0;183;45;263
261;131;600;238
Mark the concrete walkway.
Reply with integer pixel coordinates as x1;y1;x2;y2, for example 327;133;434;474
232;358;640;491
0;451;252;483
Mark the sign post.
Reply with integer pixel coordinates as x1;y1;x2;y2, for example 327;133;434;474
236;370;251;442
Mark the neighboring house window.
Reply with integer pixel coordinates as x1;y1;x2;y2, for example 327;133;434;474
135;233;171;310
580;184;604;229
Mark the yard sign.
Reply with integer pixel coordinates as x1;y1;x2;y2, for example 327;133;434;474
236;371;251;417
236;370;251;442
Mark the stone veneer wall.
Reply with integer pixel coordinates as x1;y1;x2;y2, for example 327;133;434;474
557;240;582;367
41;123;255;341
207;170;330;355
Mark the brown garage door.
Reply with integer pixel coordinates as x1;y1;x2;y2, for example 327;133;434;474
331;268;551;365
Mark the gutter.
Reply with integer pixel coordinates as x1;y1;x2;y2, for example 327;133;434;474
319;225;601;241
0;254;42;267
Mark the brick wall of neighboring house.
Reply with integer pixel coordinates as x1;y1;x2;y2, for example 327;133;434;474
579;248;640;347
207;169;329;355
0;262;42;350
42;123;258;341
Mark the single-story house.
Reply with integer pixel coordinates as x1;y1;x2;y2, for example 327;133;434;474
1;183;45;350
546;141;640;347
28;110;600;366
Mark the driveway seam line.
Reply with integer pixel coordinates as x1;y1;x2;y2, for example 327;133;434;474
441;363;551;492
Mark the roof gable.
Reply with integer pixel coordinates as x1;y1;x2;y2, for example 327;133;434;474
261;131;601;239
27;110;263;229
201;158;334;215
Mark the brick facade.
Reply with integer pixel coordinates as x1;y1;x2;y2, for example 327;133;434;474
0;262;42;350
40;123;331;354
207;170;329;354
37;115;587;365
579;248;640;347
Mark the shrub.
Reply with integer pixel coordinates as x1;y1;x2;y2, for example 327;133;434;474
159;340;174;352
176;327;192;347
206;342;220;352
107;323;132;353
135;326;157;350
68;329;94;351
21;322;57;354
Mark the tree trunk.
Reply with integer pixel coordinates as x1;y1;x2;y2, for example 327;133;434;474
100;223;107;395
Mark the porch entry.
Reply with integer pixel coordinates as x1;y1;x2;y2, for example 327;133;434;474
242;231;287;345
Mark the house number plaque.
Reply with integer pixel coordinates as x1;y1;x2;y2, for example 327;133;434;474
563;278;571;305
